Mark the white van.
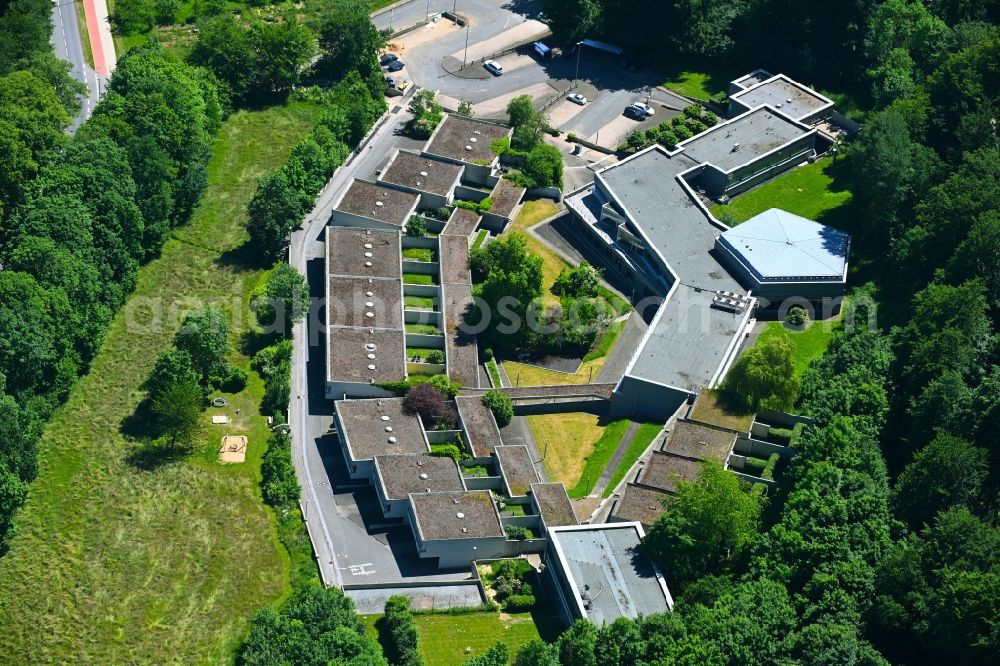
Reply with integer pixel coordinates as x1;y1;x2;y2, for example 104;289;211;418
484;60;504;76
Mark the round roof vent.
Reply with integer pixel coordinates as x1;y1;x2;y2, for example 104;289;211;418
364;251;373;258
367;353;376;360
367;343;377;350
366;291;374;297
365;301;374;308
456;512;465;519
365;311;374;318
364;243;373;249
419;171;428;177
388;436;397;443
368;363;376;370
469;137;478;142
419;473;429;480
385;426;393;432
464;145;472;151
365;261;373;267
375;201;384;207
380;415;390;421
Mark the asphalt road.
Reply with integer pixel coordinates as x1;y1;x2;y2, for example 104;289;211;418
50;0;104;131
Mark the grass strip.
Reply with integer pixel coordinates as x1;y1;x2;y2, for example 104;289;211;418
404;295;436;309
602;422;662;498
471;229;489;250
567;419;631;499
403;273;437;285
583;319;626;363
406;323;442;335
486;357;502;387
402;247;435;262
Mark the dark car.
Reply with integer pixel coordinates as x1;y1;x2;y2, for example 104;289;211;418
624;105;645;120
380;53;399;65
386;60;405;72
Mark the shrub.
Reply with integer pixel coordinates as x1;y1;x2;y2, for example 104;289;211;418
430;443;468;463
405;215;426;237
482;389;513;427
504;525;530;540
402;382;457;427
484;347;494;361
786;305;810;327
380;596;424;666
426;349;445;364
261;431;300;508
504;593;536;611
218;364;248;392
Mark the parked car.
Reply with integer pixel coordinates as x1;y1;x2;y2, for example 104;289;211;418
380;53;399;65
386;60;405;72
567;93;588;106
484;59;503;76
627;102;654;118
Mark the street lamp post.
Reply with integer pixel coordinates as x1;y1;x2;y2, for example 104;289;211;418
463;24;471;66
574;42;583;85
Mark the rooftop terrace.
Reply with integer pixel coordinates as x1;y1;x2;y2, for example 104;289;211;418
381;150;462;196
335;397;427;463
425;114;511;165
335;179;418;227
327;227;401;279
410;490;505;541
374;454;465;501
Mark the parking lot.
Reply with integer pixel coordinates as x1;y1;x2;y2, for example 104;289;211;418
378;0;692;149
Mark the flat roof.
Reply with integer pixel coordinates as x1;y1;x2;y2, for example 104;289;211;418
719;208;849;282
439;235;472;286
530;482;577;528
374;454;464;500
549;523;672;625
335;180;418;227
336;397;428;461
328;276;402;329
662;420;734;463
638;451;701;493
409;490;504;541
490;179;526;218
597;147;752;391
380;150;462;196
443;282;479;388
327;226;401;279
455;396;502;458
425;115;511;164
731;69;772;90
731;74;832;121
442;208;480;237
679;106;809;173
495;445;538;497
611;483;668;528
328;327;406;386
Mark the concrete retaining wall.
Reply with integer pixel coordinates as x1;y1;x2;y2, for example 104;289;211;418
405;332;445;348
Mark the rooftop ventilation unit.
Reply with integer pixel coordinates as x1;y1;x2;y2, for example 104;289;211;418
456;511;465;518
464;145;472;151
419;473;429;480
452;498;460;505
711;290;752;314
388;436;397;443
385;426;393;432
786;98;792;103
367;353;376;360
461;527;468;533
473;130;481;135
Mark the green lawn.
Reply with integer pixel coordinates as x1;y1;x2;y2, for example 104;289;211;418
402;247;435;262
406;323;442;335
407;346;443;361
0;101;323;664
710;157;853;228
404;295;436;310
486;357;502;387
602;422;663;498
583;319;626;363
567;419;631;499
472;229;489;250
756;320;839;378
660;60;732;101
365;610;561;666
404;273;438;285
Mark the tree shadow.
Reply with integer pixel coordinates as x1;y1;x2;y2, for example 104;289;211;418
125;439;194;471
214;241;267;273
241;328;282;359
119;398;159;442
